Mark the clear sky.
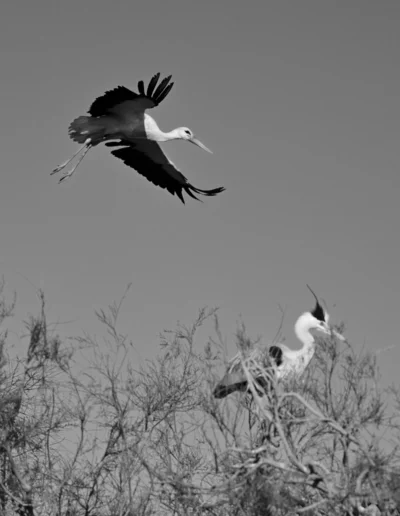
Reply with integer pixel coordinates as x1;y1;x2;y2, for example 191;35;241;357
0;1;399;382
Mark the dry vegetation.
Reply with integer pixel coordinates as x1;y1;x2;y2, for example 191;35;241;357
0;282;398;515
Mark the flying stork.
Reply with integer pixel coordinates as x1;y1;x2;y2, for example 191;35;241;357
213;286;345;399
51;73;225;204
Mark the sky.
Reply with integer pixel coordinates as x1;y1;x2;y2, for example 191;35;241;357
0;1;399;383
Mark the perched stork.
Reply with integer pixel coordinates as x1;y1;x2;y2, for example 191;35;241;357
51;73;225;203
213;286;345;399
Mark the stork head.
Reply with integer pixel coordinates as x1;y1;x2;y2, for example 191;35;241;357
296;285;345;341
176;127;213;153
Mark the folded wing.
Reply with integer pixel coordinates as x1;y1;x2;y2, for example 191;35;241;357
213;345;283;399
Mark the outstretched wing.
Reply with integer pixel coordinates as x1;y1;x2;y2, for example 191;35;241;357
88;73;174;118
105;140;225;204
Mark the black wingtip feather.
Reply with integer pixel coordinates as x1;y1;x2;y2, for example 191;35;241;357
156;83;174;104
183;185;225;203
189;193;202;203
176;189;186;204
190;186;226;197
153;76;173;104
137;80;145;96
136;73;173;106
146;73;161;97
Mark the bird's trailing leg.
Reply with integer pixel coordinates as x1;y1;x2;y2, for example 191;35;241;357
51;139;92;182
58;144;92;183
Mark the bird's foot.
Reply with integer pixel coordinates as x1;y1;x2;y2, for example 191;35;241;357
51;162;68;175
51;140;91;176
58;169;75;183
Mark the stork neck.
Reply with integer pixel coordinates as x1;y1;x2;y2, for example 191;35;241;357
293;319;315;354
158;128;181;141
144;114;178;142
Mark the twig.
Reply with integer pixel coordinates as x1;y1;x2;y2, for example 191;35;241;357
297;499;327;513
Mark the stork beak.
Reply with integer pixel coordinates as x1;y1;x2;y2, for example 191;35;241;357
332;329;346;341
320;324;345;341
189;137;213;154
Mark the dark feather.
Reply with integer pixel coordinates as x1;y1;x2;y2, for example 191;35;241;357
213;375;248;398
269;346;283;367
88;86;139;117
87;74;174;118
137;80;145;96
306;285;326;322
213;344;281;399
146;72;160;97
152;75;173;103
311;302;326;322
106;140;225;204
155;83;174;105
213;372;272;399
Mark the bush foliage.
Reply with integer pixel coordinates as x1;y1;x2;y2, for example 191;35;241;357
0;282;398;516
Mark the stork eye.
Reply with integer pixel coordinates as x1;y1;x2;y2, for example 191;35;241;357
184;130;191;136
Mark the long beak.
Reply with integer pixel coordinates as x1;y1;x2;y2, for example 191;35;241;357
189;137;213;154
320;324;345;341
332;329;346;341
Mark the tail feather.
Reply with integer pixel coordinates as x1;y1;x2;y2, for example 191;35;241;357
68;116;105;144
